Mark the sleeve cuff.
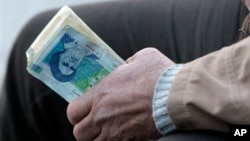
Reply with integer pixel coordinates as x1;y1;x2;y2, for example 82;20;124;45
152;64;183;135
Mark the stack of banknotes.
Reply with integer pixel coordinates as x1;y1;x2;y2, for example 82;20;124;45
26;6;125;102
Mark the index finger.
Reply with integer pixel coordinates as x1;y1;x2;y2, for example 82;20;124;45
67;91;93;125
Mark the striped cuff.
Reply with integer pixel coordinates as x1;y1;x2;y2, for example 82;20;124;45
152;64;183;135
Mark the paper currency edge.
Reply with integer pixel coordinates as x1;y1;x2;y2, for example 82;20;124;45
26;6;125;67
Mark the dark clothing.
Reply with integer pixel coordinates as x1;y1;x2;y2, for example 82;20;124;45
0;0;248;140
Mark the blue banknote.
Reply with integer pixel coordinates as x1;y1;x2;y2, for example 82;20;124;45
27;24;124;102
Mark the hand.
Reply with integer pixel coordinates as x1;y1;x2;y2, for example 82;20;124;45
67;48;175;141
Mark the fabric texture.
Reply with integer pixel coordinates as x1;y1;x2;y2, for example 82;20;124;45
168;37;250;132
0;0;248;141
152;64;183;135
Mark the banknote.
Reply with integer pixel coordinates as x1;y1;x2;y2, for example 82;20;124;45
26;6;125;102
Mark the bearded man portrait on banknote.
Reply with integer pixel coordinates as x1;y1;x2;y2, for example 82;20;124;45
1;0;250;141
50;41;84;82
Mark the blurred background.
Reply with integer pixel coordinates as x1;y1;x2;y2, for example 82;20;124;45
0;0;118;92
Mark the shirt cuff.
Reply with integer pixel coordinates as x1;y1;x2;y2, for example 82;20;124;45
152;64;183;135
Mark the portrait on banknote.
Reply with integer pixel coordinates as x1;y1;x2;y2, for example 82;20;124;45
32;25;110;94
48;28;102;83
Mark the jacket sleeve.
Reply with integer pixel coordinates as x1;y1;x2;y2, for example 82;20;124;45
167;37;250;133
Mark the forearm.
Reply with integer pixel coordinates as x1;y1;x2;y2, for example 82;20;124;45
167;37;250;132
152;64;183;135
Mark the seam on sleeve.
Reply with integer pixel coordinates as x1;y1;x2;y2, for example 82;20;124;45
231;45;249;123
181;62;197;130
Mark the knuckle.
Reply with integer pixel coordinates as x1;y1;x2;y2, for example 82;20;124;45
92;108;108;125
142;47;159;54
73;125;81;140
135;47;160;57
66;103;78;125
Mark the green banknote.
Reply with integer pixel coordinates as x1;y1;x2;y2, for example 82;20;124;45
26;6;125;102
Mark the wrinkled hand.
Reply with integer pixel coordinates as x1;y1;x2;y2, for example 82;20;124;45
67;48;175;141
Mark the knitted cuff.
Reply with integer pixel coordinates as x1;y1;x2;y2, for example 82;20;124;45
152;64;183;135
